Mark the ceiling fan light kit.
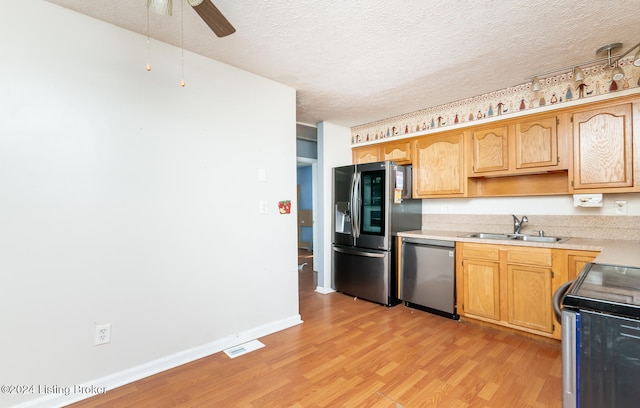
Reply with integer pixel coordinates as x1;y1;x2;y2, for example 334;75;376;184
147;0;172;16
145;0;236;86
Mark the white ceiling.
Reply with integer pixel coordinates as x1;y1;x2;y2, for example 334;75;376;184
45;0;640;128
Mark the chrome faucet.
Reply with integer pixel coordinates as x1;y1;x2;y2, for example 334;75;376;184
512;215;528;234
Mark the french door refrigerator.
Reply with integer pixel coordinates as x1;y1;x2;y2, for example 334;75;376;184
332;161;421;306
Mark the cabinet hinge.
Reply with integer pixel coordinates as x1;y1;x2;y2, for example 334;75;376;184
571;180;574;187
556;118;560;125
557;156;560;163
552;323;555;332
551;271;555;279
570;116;574;123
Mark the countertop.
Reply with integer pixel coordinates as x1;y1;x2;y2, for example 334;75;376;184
397;229;640;268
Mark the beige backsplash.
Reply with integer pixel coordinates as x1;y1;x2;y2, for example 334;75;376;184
422;214;640;241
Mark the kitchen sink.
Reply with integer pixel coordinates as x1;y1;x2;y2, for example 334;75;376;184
463;232;569;243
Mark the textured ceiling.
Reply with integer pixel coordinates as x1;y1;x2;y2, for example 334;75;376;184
45;0;640;128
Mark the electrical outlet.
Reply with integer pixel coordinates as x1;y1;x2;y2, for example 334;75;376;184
615;200;628;215
94;323;111;346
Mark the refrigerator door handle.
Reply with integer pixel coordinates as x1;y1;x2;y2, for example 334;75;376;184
349;171;357;238
333;246;385;258
351;171;361;239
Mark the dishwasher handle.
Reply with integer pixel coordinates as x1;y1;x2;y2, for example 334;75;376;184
402;237;455;248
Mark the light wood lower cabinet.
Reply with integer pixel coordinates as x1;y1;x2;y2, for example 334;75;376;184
463;259;501;320
456;242;600;340
506;263;552;333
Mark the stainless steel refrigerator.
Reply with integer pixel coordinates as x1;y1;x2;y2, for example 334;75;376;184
332;161;422;306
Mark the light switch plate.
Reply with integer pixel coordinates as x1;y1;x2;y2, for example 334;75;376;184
259;200;268;215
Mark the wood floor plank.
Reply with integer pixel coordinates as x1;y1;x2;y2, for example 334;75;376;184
67;250;562;407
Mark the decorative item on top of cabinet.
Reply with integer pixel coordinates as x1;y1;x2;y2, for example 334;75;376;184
352;145;380;164
412;131;466;198
570;102;636;192
380;140;412;164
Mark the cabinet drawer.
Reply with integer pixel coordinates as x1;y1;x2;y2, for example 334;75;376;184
462;244;500;261
506;247;552;266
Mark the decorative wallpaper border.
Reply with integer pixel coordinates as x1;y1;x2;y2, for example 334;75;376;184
351;57;640;144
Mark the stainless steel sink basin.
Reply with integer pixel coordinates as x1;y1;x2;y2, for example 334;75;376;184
465;233;513;240
463;232;569;243
511;235;568;243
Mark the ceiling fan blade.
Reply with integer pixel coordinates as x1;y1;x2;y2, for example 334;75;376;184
188;0;236;37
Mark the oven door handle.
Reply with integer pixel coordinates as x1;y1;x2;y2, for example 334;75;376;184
552;280;574;324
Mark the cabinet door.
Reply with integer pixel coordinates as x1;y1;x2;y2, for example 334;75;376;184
515;116;558;169
413;132;465;197
572;103;633;190
568;252;598;280
352;146;380;164
380;140;412;164
507;264;553;333
462;259;500;320
471;126;509;174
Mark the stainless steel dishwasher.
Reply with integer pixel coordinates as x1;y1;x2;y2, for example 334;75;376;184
400;237;458;319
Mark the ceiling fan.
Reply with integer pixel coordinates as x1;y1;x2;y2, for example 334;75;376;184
147;0;236;37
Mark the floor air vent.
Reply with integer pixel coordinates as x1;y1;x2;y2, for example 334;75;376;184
223;339;265;359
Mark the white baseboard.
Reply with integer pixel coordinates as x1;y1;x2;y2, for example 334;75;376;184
12;315;303;408
315;286;335;294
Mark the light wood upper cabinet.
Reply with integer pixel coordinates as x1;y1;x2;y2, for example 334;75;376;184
352;145;380;164
469;116;563;177
412;132;466;197
351;95;638;197
515;116;559;169
380;140;412;164
471;126;509;174
571;103;634;191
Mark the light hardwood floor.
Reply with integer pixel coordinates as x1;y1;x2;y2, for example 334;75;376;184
69;250;562;407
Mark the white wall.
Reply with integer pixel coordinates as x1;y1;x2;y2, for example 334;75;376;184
316;122;352;292
0;2;299;407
